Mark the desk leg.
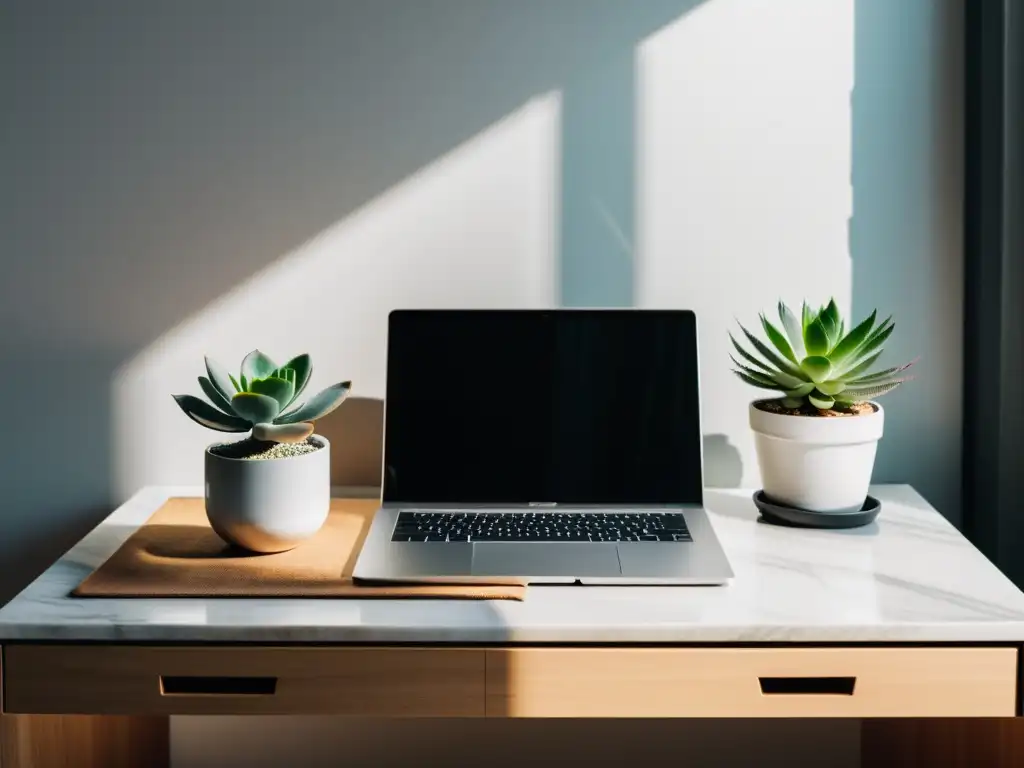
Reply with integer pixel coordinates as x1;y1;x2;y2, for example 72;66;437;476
861;719;1024;767
0;714;169;768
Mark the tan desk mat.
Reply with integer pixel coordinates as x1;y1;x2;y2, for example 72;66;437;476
73;497;525;600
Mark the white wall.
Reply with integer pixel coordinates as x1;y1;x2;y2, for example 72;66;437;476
1;1;962;766
639;0;856;487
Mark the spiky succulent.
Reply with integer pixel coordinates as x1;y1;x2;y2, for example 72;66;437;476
730;298;915;411
173;350;351;444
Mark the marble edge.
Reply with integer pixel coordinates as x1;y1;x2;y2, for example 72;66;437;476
3;623;1024;644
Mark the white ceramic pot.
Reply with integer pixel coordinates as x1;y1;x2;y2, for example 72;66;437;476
749;401;884;512
204;435;331;553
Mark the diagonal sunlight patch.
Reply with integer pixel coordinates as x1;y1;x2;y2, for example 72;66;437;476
113;94;560;498
636;0;855;487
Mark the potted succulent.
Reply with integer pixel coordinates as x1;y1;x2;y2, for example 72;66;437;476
173;350;351;553
731;299;914;513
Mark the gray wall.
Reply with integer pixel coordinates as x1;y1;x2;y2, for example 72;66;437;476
1;1;962;766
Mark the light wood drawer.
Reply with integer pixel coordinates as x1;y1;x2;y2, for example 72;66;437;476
485;647;1019;717
3;645;484;716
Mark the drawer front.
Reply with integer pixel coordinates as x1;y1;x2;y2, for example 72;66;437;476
4;645;484;716
485;647;1018;717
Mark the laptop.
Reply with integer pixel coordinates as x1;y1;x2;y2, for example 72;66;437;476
352;309;734;585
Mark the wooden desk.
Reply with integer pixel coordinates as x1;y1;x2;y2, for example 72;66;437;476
1;485;1023;767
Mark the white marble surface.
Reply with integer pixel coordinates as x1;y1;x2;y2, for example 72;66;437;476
2;485;1024;643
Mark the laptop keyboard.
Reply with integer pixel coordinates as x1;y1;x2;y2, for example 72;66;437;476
391;511;692;543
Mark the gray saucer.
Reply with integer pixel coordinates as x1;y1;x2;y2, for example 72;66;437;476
753;491;880;529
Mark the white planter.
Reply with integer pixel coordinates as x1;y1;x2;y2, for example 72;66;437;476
204;435;331;553
749;401;883;513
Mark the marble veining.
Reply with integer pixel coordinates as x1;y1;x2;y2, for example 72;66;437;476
2;485;1024;643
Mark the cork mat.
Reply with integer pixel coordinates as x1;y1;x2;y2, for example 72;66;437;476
73;497;525;600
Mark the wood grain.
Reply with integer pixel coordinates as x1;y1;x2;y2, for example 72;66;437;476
4;646;484;717
485;647;1018;717
0;714;168;768
0;650;168;768
861;719;1024;767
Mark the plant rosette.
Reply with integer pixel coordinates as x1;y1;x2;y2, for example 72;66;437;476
731;299;915;513
173;349;351;553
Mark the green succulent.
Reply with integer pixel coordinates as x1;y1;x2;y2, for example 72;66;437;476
173;350;351;444
730;298;915;411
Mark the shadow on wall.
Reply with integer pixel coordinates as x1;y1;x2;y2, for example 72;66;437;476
850;0;964;524
703;434;743;488
319;397;384;490
0;0;708;603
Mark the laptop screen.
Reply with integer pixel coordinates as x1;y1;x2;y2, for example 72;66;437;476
382;309;704;506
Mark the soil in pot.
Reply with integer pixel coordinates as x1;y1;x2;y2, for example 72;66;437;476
754;399;877;418
210;437;322;461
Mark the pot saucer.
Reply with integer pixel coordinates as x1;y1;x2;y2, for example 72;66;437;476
753;491;880;529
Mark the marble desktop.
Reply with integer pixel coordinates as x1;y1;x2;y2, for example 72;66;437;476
1;485;1023;644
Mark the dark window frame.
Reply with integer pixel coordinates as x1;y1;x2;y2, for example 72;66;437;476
962;0;1024;586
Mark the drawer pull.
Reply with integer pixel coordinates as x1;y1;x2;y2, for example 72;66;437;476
160;676;278;696
758;676;856;696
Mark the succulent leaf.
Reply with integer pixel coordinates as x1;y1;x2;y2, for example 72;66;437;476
733;370;779;390
768;370;806;389
739;324;804;379
231;392;281;423
816;379;847;396
249;375;295;412
240;374;248;392
280;353;312;407
828;310;877;366
730;334;774;373
204;357;238;401
846;358;917;386
252;421;315;444
729;357;783;387
731;354;805;388
731;300;914;411
804;317;831;357
198;376;234;415
799;355;832;383
760;314;798;365
808;392;835;410
836;379;908;402
173;394;251;432
228;373;241;392
842;320;895;370
274;381;351;424
840;349;884;379
785;382;816;398
821;299;842;348
862;315;893;345
240;350;278;381
778;302;806;360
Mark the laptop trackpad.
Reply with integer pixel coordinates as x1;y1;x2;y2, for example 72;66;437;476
390;543;473;577
471;543;621;578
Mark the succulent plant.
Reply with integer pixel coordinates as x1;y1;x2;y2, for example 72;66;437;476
730;298;915;411
173;350;351;444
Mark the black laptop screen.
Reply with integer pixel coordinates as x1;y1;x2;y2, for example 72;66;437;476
382;309;704;506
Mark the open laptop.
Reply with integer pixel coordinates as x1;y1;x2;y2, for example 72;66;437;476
352;309;734;585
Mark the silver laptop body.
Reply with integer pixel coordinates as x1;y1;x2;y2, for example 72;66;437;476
353;309;734;586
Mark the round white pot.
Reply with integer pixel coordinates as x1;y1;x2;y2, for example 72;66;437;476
749;401;884;513
204;435;331;553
